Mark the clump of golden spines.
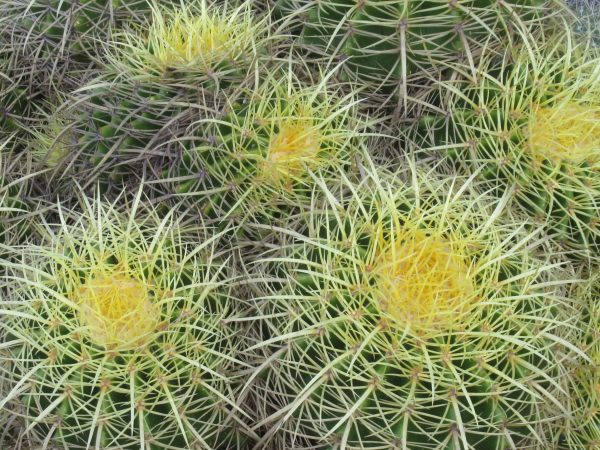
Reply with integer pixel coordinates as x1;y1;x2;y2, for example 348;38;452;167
373;227;475;334
114;0;266;77
147;4;251;71
75;268;161;349
260;103;323;187
527;102;600;164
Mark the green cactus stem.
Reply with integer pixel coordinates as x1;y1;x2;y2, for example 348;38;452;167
273;0;565;102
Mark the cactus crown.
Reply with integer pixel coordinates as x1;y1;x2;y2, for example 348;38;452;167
75;267;161;349
373;226;475;334
301;165;521;339
115;0;265;76
527;101;600;164
259;96;325;186
148;2;251;70
265;118;319;179
485;37;600;165
237;69;362;187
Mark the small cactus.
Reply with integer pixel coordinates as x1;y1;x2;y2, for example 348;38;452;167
30;112;74;171
413;35;600;257
163;66;367;223
22;108;84;202
0;187;252;449
250;159;581;449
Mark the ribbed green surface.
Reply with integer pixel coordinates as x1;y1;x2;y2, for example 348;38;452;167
274;0;557;91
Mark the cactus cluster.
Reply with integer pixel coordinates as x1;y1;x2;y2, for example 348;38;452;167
1;0;599;449
52;0;272;191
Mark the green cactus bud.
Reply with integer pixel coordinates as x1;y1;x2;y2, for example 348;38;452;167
249;159;582;449
411;34;600;258
0;187;254;449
